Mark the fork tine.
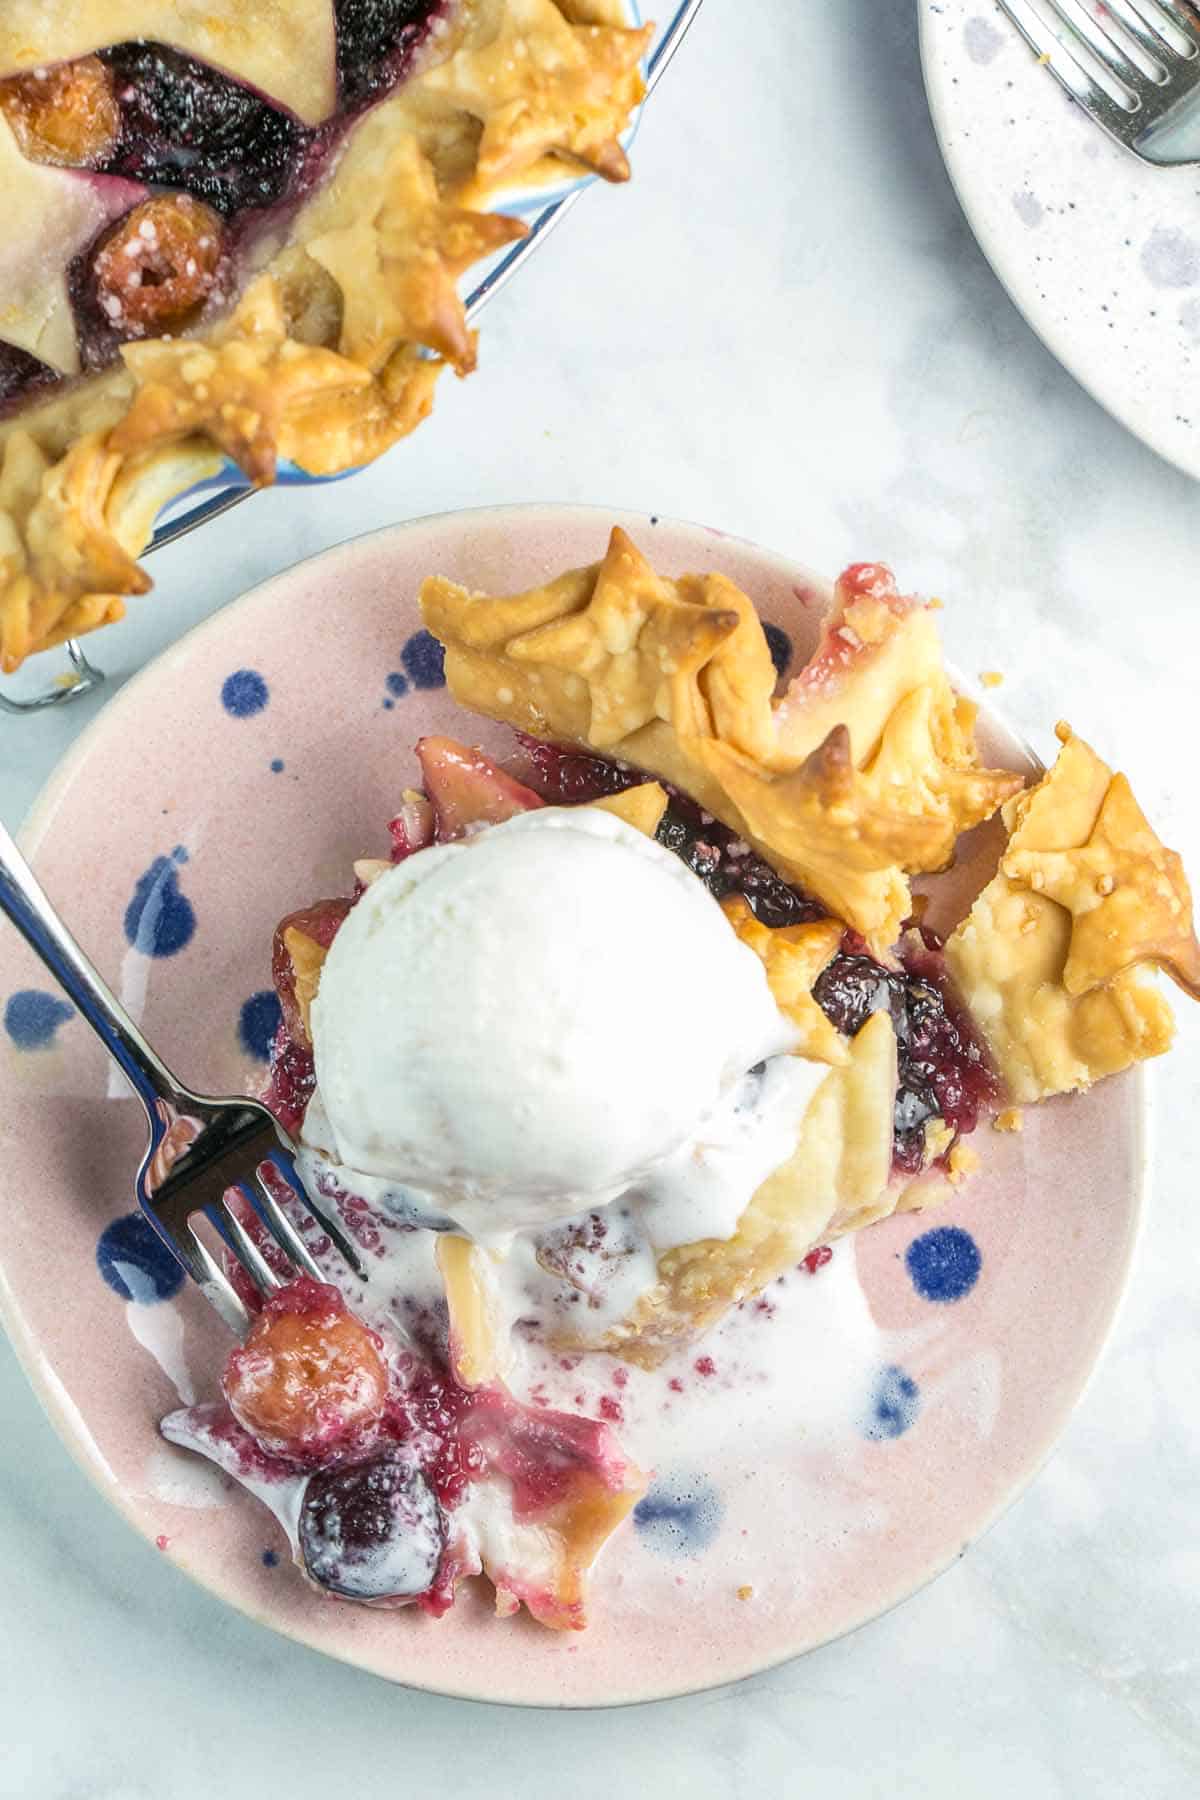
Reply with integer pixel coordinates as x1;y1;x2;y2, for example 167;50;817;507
1050;0;1147;83
209;1194;283;1298
246;1167;326;1281
1099;0;1184;64
175;1222;253;1337
294;1189;367;1282
1118;0;1200;55
998;0;1134;110
268;1152;369;1282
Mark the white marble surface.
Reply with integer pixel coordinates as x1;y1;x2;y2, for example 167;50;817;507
2;1;1198;1793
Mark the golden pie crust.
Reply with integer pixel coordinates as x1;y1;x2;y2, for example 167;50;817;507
421;526;1025;949
946;724;1199;1102
275;553;1199;1496
0;0;650;671
591;1008;901;1366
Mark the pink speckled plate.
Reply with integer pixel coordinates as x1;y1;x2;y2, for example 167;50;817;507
0;506;1144;1706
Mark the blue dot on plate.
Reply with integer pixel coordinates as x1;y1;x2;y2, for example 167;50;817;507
400;630;446;690
123;851;196;958
385;671;409;698
633;1472;723;1557
764;623;792;679
864;1365;921;1441
906;1226;982;1304
270;758;285;774
97;1212;184;1303
382;698;395;711
4;989;73;1050
221;669;270;718
262;1549;280;1568
239;989;282;1063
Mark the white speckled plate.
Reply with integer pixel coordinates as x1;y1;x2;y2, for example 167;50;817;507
0;507;1146;1705
921;0;1200;480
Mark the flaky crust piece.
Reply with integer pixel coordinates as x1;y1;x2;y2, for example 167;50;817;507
0;0;650;670
421;528;1024;948
946;724;1200;1102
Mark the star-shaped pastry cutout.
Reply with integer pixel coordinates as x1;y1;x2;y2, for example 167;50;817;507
1004;764;1200;1000
864;681;1024;866
307;137;527;376
720;897;848;1064
0;2;338;126
279;341;443;477
694;727;948;950
110;276;371;484
508;527;742;748
419;0;651;193
775;565;946;769
0;429;145;670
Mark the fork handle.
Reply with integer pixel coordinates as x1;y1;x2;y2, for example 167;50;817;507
0;817;186;1123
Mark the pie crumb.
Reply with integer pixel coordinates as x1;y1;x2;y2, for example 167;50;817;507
993;1107;1024;1133
979;670;1003;689
737;1585;754;1602
947;1142;980;1184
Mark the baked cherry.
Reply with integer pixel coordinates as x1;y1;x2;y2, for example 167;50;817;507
299;1455;446;1600
223;1277;387;1462
90;194;226;340
0;57;119;167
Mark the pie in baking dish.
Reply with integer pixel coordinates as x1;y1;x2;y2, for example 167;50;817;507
0;1;651;670
163;528;1199;1630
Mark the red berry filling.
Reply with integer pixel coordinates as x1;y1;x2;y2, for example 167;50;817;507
813;929;999;1173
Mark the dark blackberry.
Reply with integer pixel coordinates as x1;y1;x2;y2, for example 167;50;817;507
726;853;828;928
299;1457;446;1600
0;344;60;418
655;812;723;885
334;0;444;108
98;42;305;216
814;940;999;1172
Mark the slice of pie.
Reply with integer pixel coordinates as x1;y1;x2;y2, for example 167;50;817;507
164;528;1199;1628
0;2;652;670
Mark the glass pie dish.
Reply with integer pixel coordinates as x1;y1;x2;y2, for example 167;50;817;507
0;0;702;715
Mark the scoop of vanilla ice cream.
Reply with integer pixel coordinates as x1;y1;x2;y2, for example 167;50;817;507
308;807;800;1238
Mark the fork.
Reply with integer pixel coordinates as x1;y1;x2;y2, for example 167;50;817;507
0;818;364;1336
996;0;1200;161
